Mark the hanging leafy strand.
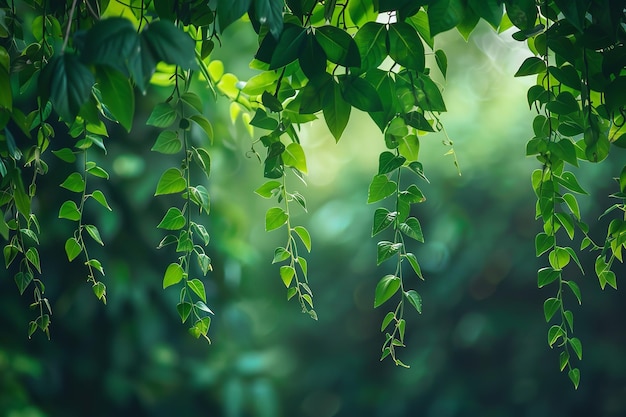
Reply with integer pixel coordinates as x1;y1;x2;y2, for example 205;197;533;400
516;0;626;388
369;148;427;367
1;0;625;386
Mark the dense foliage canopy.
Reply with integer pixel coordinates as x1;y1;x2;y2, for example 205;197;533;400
1;0;625;405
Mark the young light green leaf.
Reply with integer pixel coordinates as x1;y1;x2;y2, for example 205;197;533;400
86;258;105;275
59;200;81;221
91;190;112;211
569;337;582;360
157;207;186;230
146;102;177;128
60;173;85;193
155;168;186;196
404;290;423;314
374;274;401;308
381;311;395;331
265;207;288;231
280;265;295;287
293;226;312;252
535;233;555;256
52;148;76;163
273;247;291;263
65;237;82;261
151;130;181;154
543;297;561;322
84;224;104;246
282;142;307;174
92;281;106;301
25;247;41;273
188;278;206;303
163;263;184;288
255;180;282;198
565;280;582;304
86;164;109;179
568;368;580;389
177;302;193;323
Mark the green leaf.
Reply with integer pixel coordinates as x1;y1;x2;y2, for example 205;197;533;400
353;22;388;70
569;337;583;360
261;91;283;112
91;190;112;211
269;24;306;69
265;207;288;231
52;148;76;163
143;20;197;70
468;0;503;28
548;324;565;346
568;368;580;389
192;147;212;178
59;201;81;221
404;253;424;279
415;74;446;112
434;49;448;78
504;0;537;30
254;0;284;39
177;302;193;323
255;180;282;198
96;66;134;132
65;237;82;261
381;311;395;331
188;278;207;303
537;267;560;288
367;174;396;204
399;217;424;242
157;207;186;230
405;290;423;314
555;172;587;194
190;114;214;143
273;247;291;263
514;56;546;77
549;247;570;270
428;0;465;36
92;281;106;301
282;143;307;174
372;208;396;236
566;280;582;304
176;230;194;253
535;232;555;256
559;350;570;371
398;134;420;162
14;272;33;295
314;25;360;67
147;103;177;128
152;131;181;154
195;300;214;315
86;258;105;275
39;54;94;122
163;263;184;288
155;168;187;196
280;265;295;287
387;22;425;71
377;241;402;265
84;224;104;246
339;75;383;112
293;226;312;252
217;0;252;33
322;81;351;142
86;163;110;179
543;297;561;322
3;245;18;268
60;173;86;193
82;17;138;72
374;274;401;307
378;151;406;175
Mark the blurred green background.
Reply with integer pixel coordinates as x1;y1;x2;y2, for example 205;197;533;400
2;21;626;417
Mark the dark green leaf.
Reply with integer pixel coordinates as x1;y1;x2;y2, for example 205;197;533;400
399;217;424;242
415;74;446;112
568;368;580;389
404;253;424;279
435;49;448;78
353;22;387;70
543;297;561;321
535;232;555;256
504;0;537;30
378;151;406;175
60;172;85;193
58;200;81;221
270;24;306;69
514;56;546;77
367;174;396;203
339;75;383;112
14;271;33;295
40;54;94;122
254;0;284;39
372;208;396;236
555;172;587;194
322;81;351;142
143;20;197;70
537;267;560;288
387;22;425;71
428;0;465;36
81;17;138;72
468;0;503;28
315;25;360;67
177;302;193;323
96;66;134;132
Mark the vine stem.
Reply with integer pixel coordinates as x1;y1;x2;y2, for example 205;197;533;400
62;0;79;52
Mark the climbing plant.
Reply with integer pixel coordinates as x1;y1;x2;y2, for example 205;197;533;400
1;0;625;389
